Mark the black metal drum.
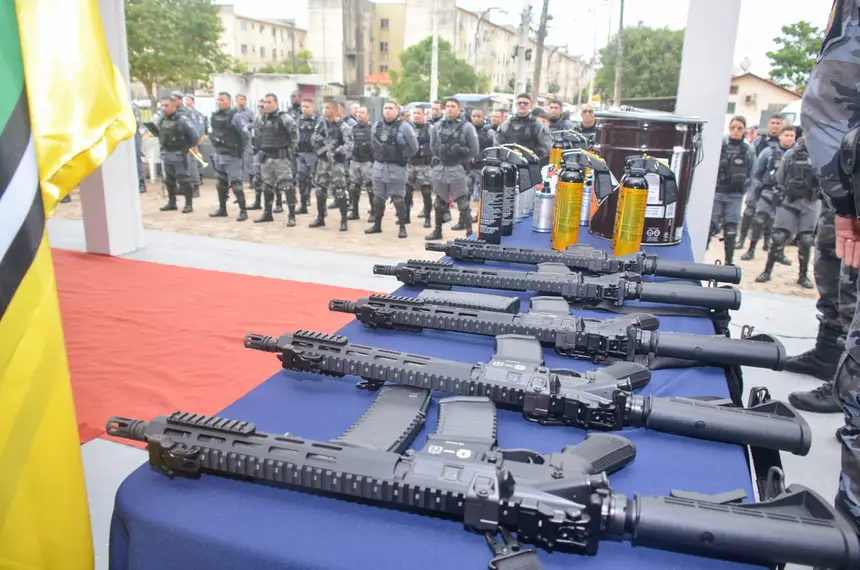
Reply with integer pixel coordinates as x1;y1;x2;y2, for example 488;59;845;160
588;110;704;245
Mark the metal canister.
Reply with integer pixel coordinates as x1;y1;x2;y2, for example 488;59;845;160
532;186;555;233
580;172;593;226
612;160;649;256
552;163;585;250
500;162;517;235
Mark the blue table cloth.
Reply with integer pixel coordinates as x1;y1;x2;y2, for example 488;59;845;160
109;222;761;570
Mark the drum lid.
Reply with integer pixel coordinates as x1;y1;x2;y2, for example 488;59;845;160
595;108;706;125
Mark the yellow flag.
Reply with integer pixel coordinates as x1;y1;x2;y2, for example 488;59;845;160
0;1;134;568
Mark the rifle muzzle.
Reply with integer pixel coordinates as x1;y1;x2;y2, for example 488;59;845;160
105;416;148;441
373;264;397;276
328;299;356;314
243;333;280;353
424;243;447;253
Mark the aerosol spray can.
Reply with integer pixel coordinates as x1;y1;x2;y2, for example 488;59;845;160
580;170;593;226
500;161;517;236
549;133;565;170
477;155;505;244
612;157;650;257
552;155;585;250
532;185;555;233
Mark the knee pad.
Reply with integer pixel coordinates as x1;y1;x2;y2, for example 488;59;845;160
390;195;405;207
433;195;448;210
798;232;816;248
454;195;470;210
754;213;769;226
722;222;738;238
770;230;790;248
334;188;347;201
216;179;229;192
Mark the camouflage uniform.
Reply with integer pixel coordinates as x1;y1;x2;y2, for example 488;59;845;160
296;114;321;214
740;145;789;260
408;121;434;227
311;117;354;230
798;0;860;528
254;111;300;225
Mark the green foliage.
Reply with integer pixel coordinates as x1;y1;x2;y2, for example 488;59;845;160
547;82;561;94
388;37;483;102
126;0;231;98
506;75;532;95
766;21;824;92
595;25;685;100
258;50;314;74
230;59;250;73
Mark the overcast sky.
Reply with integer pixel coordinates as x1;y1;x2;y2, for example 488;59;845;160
226;0;833;76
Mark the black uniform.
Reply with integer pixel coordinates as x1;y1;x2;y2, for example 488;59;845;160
208;108;250;221
348;121;374;220
157;111;200;213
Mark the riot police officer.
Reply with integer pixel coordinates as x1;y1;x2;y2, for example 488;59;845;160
208;92;250;222
248;99;266;211
496;93;552;161
183;94;208;197
287;91;303;121
156;95;200;213
254;93;300;226
349;106;374;220
366;100;419;237
740;125;797;261
296;99;322;215
426;98;480;241
756;126;820;286
310;97;354;231
409;107;434;228
234;93;255;189
708;115;755;265
468;108;497;202
546;99;574;132
428;100;444;126
738;114;786;247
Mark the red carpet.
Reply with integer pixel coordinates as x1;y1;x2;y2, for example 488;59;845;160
52;249;374;443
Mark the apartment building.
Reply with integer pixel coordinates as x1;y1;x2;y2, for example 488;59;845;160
218;4;308;71
306;0;375;96
372;2;406;74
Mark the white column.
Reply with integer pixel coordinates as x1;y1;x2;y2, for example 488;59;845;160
674;0;741;261
78;0;145;256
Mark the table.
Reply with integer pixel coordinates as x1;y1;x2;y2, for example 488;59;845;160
109;221;762;570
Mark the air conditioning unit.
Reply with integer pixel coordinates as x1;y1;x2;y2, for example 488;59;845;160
744;93;757;105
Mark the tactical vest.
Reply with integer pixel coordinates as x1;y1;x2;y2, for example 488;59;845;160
319;119;345;151
298;116;317;152
158;114;188;152
476;125;494;152
352;122;373;162
258;112;291;151
411;122;431;165
372;119;406;165
761;148;785;188
754;135;778;157
717;141;751;193
547;117;569;132
433;119;470;166
210;109;242;157
784;147;817;198
504;116;540;152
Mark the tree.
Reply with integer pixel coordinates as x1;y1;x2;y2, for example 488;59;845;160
506;75;532;95
766;21;823;92
126;0;231;102
258;50;314;74
388;37;483;102
548;82;561;95
594;25;685;101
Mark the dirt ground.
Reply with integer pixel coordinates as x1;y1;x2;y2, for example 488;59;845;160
53;180;818;299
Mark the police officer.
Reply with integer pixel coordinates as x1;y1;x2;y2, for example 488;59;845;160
577;103;597;145
366;100;419;238
428;100;444;126
156;95;200;213
408;106;434;228
489;109;503;132
310;97;354;231
234;93;255;189
254;93;300;226
468;108;497;202
349;106;374;220
331;101;358;211
208;92;250;222
755;127;820;286
426;98;480;241
789;0;860;529
132;101;146;193
496;93;552;161
546;99;574;132
296;98;322;215
248;99;266;211
740;125;796;261
183;94;208;197
708;116;755;266
340;102;357;128
287;91;303;120
738;114;786;248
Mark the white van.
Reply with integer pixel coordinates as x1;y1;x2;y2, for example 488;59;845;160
781;100;802;126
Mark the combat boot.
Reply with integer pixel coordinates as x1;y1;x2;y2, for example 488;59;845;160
338;195;349;232
286;205;296;227
254;192;274;223
182;190;193;213
348;191;361;220
209;186;228;218
273;190;284;214
247;190;262;210
740;240;757;261
297;191;309;215
425;206;445;241
797;240;813;288
755;254;777;283
788;382;841;413
160;195;177;211
309;194;326;228
139;179;147;194
394;198;408;238
234;187;248;222
782;324;843;381
192;185;200;198
365;198;384;234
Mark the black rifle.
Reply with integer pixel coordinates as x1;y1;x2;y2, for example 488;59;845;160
426;239;743;284
243;330;810;455
107;399;859;569
372;260;741;317
329;294;786;371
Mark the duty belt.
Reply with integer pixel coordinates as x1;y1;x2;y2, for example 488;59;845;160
262;148;289;159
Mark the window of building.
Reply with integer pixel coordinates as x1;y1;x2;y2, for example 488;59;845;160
240;21;247;31
281;30;285;40
251;23;255;30
273;51;277;61
260;26;266;35
727;102;736;114
380;18;389;29
729;85;739;95
261;46;266;58
272;28;276;38
241;44;247;55
380;41;388;52
380;64;389;72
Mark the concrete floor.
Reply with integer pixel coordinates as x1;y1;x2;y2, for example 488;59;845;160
48;218;843;570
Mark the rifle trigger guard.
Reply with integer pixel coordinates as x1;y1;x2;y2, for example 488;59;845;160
740;324;755;339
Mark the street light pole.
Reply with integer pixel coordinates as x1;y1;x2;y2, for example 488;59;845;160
612;0;625;107
530;0;551;104
513;0;531;96
430;0;439;101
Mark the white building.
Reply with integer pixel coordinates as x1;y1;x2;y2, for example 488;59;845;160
217;4;308;71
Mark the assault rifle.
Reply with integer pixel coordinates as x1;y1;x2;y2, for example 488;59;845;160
372;260;741;317
328;294;786;371
243;330;810;454
108;396;858;569
426;239;743;284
